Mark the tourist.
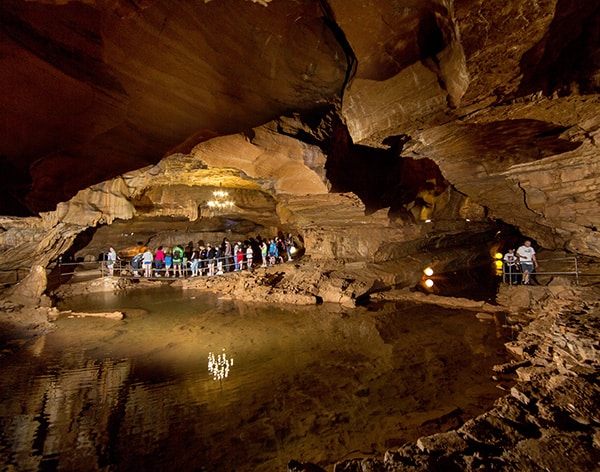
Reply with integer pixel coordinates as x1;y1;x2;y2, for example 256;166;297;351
503;248;520;285
260;241;268;267
106;247;118;276
172;245;184;277
164;250;172;277
216;244;224;275
246;244;253;270
154;246;165;276
285;233;294;261
516;240;538;285
131;252;143;277
233;241;242;271
268;238;277;266
190;246;199;276
199;245;207;276
276;237;285;264
182;251;189;277
235;243;244;271
215;246;224;275
223;238;233;272
207;243;216;276
142;248;153;277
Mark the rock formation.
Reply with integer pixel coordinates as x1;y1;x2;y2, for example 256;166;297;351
0;0;599;470
0;0;600;276
0;0;598;271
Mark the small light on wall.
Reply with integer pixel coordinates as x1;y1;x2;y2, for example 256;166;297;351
425;219;432;223
424;267;434;276
424;279;434;288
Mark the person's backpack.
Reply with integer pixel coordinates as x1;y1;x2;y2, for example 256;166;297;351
173;247;183;261
131;253;142;269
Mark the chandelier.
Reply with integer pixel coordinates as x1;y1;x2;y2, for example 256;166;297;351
207;184;234;210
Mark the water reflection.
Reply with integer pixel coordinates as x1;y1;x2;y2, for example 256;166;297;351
0;288;509;471
208;349;234;382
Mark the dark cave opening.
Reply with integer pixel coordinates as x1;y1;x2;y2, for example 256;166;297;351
324;115;447;220
411;220;528;304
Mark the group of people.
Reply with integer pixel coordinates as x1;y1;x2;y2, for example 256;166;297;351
503;240;538;285
109;233;297;278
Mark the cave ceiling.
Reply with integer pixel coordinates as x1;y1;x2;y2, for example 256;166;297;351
1;0;599;257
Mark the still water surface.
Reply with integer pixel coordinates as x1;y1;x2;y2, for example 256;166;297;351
0;287;508;471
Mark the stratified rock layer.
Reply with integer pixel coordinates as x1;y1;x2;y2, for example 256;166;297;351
406;96;600;257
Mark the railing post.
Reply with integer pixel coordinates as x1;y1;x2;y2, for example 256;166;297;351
575;256;579;286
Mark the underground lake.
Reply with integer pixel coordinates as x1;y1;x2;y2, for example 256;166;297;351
0;287;510;471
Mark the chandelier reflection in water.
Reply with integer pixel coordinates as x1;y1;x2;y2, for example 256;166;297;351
208;348;234;383
207;184;234;210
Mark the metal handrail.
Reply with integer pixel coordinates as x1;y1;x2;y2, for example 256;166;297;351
56;254;264;281
502;256;580;285
1;249;283;287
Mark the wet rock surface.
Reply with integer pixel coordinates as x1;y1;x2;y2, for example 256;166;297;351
1;1;599;266
1;1;599;468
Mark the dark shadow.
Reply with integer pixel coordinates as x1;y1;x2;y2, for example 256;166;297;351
325;115;447;216
451;119;581;172
0;156;32;216
46;226;98;291
417;10;445;65
411;221;527;303
517;0;600;96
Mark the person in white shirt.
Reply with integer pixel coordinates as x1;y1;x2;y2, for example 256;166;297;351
246;245;253;270
516;240;538;284
503;248;520;285
142;249;154;278
106;247;118;276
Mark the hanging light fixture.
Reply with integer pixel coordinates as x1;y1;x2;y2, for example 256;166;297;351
207;183;235;210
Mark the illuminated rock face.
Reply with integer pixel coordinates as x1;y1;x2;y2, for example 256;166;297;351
0;0;599;261
0;0;348;213
1;4;599;469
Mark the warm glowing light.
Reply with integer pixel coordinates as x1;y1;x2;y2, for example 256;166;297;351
494;252;503;259
213;190;229;198
290;246;297;254
424;279;434;288
494;260;504;269
208;348;234;382
424;267;434;276
207;185;234;210
425;219;432;223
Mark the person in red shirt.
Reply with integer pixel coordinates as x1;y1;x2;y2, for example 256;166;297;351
236;244;244;271
154;246;165;276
